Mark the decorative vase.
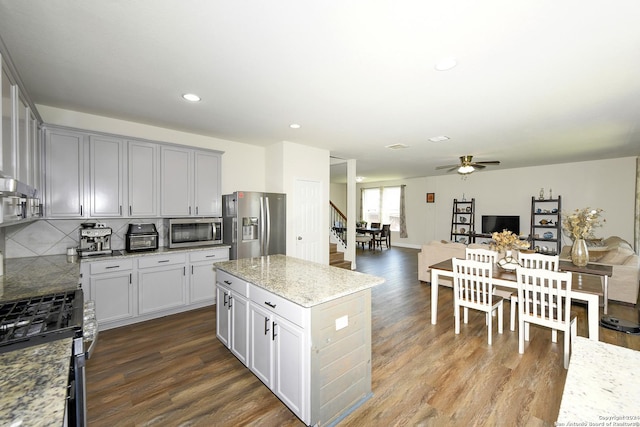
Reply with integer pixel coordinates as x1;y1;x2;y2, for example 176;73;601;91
497;249;520;271
571;238;589;267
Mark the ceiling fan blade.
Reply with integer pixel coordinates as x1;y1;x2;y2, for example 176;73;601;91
435;164;459;170
474;160;501;165
473;164;487;169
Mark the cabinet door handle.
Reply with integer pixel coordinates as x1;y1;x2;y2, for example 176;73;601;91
265;301;276;309
196;206;199;215
119;205;122;215
80;204;83;216
189;206;192;215
228;295;233;309
223;292;228;306
191;265;194;274
129;205;132;215
272;322;277;340
129;273;132;284
264;317;270;335
183;266;186;276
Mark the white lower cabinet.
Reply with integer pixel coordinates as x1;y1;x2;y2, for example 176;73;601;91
189;248;229;305
137;253;187;315
81;247;229;330
86;258;135;325
216;270;249;366
249;299;305;418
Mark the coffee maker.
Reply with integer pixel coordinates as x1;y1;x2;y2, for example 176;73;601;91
78;223;113;257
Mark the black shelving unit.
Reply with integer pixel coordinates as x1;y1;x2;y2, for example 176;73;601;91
451;198;475;244
530;195;562;255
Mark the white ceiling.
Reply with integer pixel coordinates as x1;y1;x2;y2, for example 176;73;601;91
1;1;639;183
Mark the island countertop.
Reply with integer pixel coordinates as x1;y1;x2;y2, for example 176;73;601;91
557;336;640;424
214;254;384;307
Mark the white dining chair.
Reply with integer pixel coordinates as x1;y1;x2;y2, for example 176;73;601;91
510;252;559;331
452;257;503;345
515;266;577;369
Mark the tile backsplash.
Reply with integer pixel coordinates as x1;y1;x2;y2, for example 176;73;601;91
4;219;167;258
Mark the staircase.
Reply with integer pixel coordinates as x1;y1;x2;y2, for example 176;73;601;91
330;243;352;270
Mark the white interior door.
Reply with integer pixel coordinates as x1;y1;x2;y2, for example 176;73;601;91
294;179;323;263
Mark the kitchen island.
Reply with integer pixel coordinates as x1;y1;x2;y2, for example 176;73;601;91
215;254;384;427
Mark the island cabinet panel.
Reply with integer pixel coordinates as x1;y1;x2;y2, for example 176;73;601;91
309;290;372;426
216;270;249;366
215;255;381;427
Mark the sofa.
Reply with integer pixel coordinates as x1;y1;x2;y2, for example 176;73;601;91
418;240;488;286
559;236;640;305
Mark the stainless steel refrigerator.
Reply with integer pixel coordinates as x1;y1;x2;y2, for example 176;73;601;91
222;191;286;260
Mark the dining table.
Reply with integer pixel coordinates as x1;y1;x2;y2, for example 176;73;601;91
356;227;382;248
429;258;603;341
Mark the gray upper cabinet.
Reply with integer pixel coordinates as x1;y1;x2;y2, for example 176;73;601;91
160;145;192;216
194;150;221;216
44;128;85;218
89;135;125;217
1;67;15;178
44;126;222;219
128;141;158;217
160;145;221;217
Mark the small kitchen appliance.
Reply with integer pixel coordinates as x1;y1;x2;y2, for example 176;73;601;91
166;218;222;248
126;223;159;252
77;223;112;257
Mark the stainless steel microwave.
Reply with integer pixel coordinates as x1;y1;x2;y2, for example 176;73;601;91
166;218;222;248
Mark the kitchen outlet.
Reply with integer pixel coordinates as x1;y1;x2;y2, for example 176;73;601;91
335;315;348;331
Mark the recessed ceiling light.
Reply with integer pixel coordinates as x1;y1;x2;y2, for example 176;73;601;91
435;57;458;71
289;123;301;129
355;176;365;182
182;93;201;102
429;136;450;142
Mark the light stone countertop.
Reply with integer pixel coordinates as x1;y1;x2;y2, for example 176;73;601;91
557;336;640;424
214;254;385;307
0;338;73;427
0;255;80;303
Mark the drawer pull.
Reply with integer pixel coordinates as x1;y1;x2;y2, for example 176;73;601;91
105;265;120;269
224;280;232;285
157;260;170;263
265;301;276;309
205;255;216;258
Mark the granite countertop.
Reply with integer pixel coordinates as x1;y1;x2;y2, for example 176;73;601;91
0;338;73;426
214;254;385;307
78;244;231;262
0;255;80;303
557;336;640;424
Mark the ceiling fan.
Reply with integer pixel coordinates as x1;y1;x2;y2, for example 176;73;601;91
436;155;501;175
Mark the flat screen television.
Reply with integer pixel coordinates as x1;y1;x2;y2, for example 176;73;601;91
482;215;520;234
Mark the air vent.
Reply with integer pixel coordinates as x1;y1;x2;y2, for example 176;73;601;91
385;143;409;150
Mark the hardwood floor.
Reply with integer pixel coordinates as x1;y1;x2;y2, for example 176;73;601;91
86;247;640;426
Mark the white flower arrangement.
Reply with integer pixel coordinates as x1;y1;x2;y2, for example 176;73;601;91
562;208;605;240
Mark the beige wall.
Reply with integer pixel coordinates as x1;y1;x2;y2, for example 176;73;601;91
355;157;637;249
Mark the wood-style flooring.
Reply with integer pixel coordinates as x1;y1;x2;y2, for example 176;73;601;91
86;247;640;426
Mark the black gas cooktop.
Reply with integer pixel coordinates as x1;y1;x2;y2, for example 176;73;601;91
0;290;83;353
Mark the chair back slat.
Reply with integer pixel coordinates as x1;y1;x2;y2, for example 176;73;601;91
465;247;498;264
518;252;559;271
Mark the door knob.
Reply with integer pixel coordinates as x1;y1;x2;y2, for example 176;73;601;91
297;236;302;240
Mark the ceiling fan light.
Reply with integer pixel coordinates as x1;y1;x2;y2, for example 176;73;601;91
458;165;474;174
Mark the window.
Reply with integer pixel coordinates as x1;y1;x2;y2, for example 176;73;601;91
361;186;401;231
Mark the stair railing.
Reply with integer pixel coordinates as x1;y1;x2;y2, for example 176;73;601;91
330;201;347;246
